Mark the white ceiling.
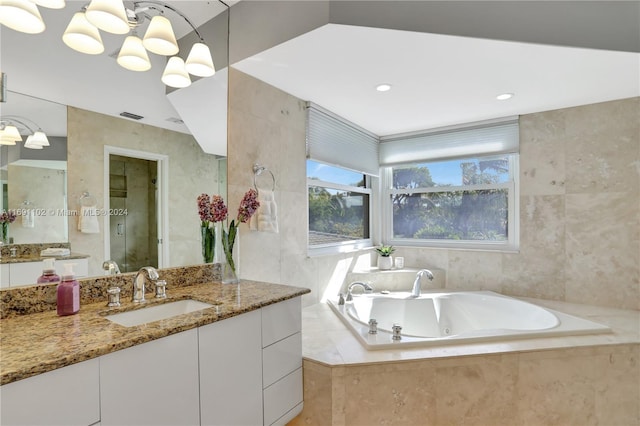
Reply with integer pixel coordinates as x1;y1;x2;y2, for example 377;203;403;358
234;23;640;137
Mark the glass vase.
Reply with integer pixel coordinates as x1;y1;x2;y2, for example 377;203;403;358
221;223;239;284
1;222;8;245
201;223;215;264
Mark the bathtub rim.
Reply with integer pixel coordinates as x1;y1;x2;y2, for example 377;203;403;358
327;290;613;351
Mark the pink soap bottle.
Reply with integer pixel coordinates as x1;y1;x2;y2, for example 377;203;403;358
57;263;80;316
37;258;61;284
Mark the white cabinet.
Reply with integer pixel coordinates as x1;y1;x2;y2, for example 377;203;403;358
199;309;263;426
1;263;9;288
261;297;303;426
7;258;89;287
0;358;100;426
100;328;200;426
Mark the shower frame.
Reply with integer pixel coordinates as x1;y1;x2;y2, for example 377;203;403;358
103;145;169;269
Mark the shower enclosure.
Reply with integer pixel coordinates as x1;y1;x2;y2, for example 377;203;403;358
109;155;158;273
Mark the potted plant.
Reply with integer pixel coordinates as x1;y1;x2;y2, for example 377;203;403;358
376;245;395;270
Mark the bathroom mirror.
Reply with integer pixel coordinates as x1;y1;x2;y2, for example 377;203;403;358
0;1;230;277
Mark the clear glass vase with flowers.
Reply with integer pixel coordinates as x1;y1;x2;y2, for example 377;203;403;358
0;210;17;245
198;189;260;284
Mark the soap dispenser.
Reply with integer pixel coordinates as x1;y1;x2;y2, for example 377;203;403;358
37;258;61;284
57;263;80;316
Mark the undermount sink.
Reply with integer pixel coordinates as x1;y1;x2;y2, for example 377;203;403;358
105;299;214;327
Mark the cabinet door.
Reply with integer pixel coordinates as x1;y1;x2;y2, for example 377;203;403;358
100;329;200;426
199;309;263;426
0;358;100;426
9;261;43;286
1;263;9;288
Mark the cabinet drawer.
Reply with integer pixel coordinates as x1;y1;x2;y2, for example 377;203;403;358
261;297;301;347
263;332;302;388
1;358;100;426
263;368;303;426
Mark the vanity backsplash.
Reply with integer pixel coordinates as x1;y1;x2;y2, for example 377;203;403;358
0;242;70;258
0;263;221;319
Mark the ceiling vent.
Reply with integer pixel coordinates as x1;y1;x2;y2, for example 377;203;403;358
166;117;184;124
119;112;144;120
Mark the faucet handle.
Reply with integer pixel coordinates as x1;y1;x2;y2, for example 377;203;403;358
155;280;167;299
107;286;121;307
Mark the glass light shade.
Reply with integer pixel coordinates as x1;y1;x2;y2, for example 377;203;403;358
63;12;104;55
185;43;215;77
0;0;45;34
161;57;191;88
25;135;45;149
143;15;179;56
32;0;65;9
30;131;49;146
117;35;151;71
85;0;129;35
0;137;17;146
0;125;22;142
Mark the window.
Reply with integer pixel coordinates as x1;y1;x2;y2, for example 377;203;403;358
307;160;371;253
380;117;520;251
384;154;518;250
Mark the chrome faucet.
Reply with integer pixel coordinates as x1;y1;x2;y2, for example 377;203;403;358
345;281;374;301
102;260;121;275
411;269;434;297
133;266;159;303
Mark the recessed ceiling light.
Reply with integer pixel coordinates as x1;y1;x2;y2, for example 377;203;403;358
496;93;514;100
376;84;392;92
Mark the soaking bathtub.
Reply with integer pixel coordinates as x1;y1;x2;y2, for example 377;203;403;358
327;290;612;350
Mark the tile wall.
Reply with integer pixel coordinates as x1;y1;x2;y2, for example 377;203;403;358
228;69;639;310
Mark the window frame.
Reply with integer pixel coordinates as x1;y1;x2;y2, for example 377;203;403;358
307;167;373;257
381;154;520;252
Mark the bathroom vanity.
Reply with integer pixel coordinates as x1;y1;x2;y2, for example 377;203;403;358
0;274;308;426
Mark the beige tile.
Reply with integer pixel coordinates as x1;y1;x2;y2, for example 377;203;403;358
565;192;640;310
519;109;567;196
435;354;518;425
447;251;503;292
290;360;334;426
342;361;437;426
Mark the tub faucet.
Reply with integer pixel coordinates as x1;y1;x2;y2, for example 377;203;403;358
133;266;159;303
346;281;374;301
411;269;434;297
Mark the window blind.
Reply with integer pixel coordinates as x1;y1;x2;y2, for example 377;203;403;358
306;102;380;177
379;117;519;166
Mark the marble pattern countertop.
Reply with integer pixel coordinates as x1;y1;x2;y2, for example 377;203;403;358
0;253;90;264
1;280;309;385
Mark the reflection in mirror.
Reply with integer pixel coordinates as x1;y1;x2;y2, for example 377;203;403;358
0;1;230;280
1;92;68;244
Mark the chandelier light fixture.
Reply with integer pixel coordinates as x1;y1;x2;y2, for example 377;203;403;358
0;116;50;149
62;0;216;88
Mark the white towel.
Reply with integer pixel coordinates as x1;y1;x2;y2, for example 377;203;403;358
250;190;279;233
22;209;35;228
78;205;100;234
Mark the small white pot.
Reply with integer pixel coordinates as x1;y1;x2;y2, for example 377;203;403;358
377;256;393;270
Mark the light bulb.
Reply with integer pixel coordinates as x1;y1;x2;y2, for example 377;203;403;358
32;0;65;9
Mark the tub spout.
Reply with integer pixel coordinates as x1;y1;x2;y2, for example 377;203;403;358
411;269;434;297
346;281;374;301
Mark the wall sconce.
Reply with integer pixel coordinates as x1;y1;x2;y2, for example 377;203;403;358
0;115;50;149
62;0;216;88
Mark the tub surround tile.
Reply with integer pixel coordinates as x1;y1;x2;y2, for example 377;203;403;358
447;251;503;292
0;277;309;386
296;300;639;425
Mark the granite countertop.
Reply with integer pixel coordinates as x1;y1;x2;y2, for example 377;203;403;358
1;280;310;385
1;252;90;264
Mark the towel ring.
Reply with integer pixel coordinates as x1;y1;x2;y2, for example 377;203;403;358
253;164;276;191
79;191;97;207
